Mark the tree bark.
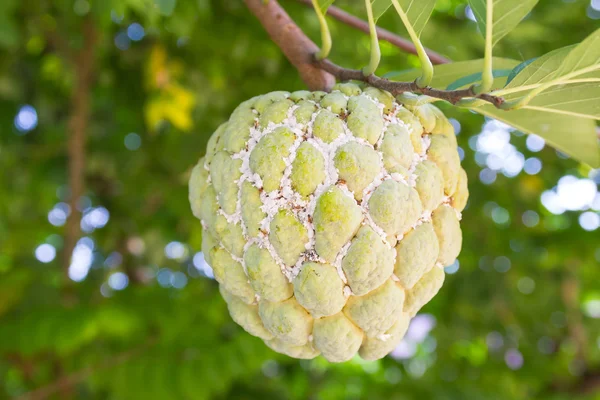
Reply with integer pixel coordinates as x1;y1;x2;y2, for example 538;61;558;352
63;20;97;280
244;0;335;91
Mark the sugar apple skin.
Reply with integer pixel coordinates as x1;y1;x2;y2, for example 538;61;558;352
189;83;467;362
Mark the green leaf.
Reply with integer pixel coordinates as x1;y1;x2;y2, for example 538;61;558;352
446;69;512;90
371;0;392;21
155;0;177;16
505;58;538;85
502;46;574;91
382;68;415;79
315;0;335;13
555;27;600;79
476;105;600;167
522;83;600;121
388;57;520;87
391;0;436;36
494;30;600;98
468;0;539;46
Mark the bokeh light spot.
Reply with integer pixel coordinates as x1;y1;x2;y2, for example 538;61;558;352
35;244;56;263
165;241;187;260
193;252;214;279
505;349;524;370
124;133;142;150
444;259;459;274
522;210;539;227
14;105;38;133
579;211;600;231
493;256;511;273
526;134;545;152
524;157;542;175
127;23;145;41
108;272;129;290
517;277;535;294
114;31;130;50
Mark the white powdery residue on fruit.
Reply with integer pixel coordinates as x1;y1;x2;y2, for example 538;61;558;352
455;209;463;221
332;240;352;284
377;333;392;342
233;118;267;240
421;134;432;156
407;131;432;189
217;208;242;225
354;102;393;250
301;110;374;287
228;250;244;267
343;285;353;297
362;92;386;115
232;108;306;282
420;209;433;223
337;183;356;202
359;169;392;248
390;172;409;186
273;104;326;281
388;104;413;134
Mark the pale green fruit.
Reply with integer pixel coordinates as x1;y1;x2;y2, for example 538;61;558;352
220;285;274;340
343;279;405;337
313;109;344;143
265;338;320;359
347;95;384;144
359;312;410;361
313;186;363;263
394;222;439;290
244;244;293;302
313;312;363;362
293;262;347;318
189;87;467;362
404;267;445;317
380;124;414;174
259;297;313;346
368;180;423;237
334;141;381;201
341;226;395;296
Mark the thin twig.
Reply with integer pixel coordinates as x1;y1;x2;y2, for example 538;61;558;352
63;19;97;279
315;59;504;107
246;0;503;106
244;0;335;91
294;0;450;65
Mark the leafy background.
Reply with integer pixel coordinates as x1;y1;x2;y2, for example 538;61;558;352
1;0;600;399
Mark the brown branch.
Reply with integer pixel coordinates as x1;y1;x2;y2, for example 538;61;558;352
315;59;504;107
244;0;335;91
15;339;155;400
63;19;97;280
294;0;450;65
246;1;502;106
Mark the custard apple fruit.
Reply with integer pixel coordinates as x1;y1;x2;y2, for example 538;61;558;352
189;83;468;362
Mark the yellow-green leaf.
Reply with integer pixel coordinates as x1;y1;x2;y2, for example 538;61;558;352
388;57;521;88
468;0;539;46
390;0;436;36
476;106;600;168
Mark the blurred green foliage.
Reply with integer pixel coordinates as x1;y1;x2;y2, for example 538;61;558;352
0;0;600;399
